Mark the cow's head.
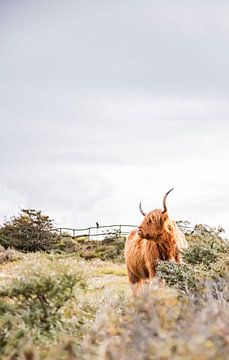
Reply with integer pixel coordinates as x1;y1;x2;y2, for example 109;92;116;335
138;188;174;241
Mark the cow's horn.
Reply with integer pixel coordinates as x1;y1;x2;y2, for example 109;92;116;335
139;202;146;216
162;188;174;213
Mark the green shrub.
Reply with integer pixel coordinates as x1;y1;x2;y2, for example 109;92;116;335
183;244;218;266
0;256;92;358
156;261;197;292
184;226;229;272
0;209;59;252
156;225;229;292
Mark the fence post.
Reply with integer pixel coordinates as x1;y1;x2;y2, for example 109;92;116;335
88;227;91;240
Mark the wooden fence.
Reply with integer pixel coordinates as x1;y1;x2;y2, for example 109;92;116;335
53;223;195;241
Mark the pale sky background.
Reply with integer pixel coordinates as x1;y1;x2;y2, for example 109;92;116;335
0;0;229;233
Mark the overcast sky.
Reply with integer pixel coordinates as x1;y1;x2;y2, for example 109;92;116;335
0;0;229;233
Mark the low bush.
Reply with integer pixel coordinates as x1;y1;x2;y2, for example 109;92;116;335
79;279;229;360
156;226;229;292
0;255;94;358
0;209;59;252
183;243;218;266
156;261;197;292
2;277;229;360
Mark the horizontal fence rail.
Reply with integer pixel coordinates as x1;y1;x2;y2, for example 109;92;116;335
52;223;197;241
52;224;137;240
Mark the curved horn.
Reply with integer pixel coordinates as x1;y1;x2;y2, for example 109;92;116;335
139;202;146;216
162;188;174;213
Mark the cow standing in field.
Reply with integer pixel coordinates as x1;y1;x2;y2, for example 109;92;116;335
124;189;188;295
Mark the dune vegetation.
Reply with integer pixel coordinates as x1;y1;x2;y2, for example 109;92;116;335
0;210;229;359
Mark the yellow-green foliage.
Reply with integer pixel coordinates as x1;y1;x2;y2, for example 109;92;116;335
0;255;95;358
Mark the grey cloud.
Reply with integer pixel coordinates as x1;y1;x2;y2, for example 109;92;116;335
1;0;229;95
0;0;229;232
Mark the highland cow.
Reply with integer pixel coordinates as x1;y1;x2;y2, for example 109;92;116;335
124;189;188;294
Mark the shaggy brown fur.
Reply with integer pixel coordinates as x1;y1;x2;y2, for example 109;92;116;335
125;192;188;295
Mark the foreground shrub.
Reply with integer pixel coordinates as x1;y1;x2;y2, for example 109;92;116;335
0;209;58;252
0;255;92;358
2;278;229;360
79;280;229;360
